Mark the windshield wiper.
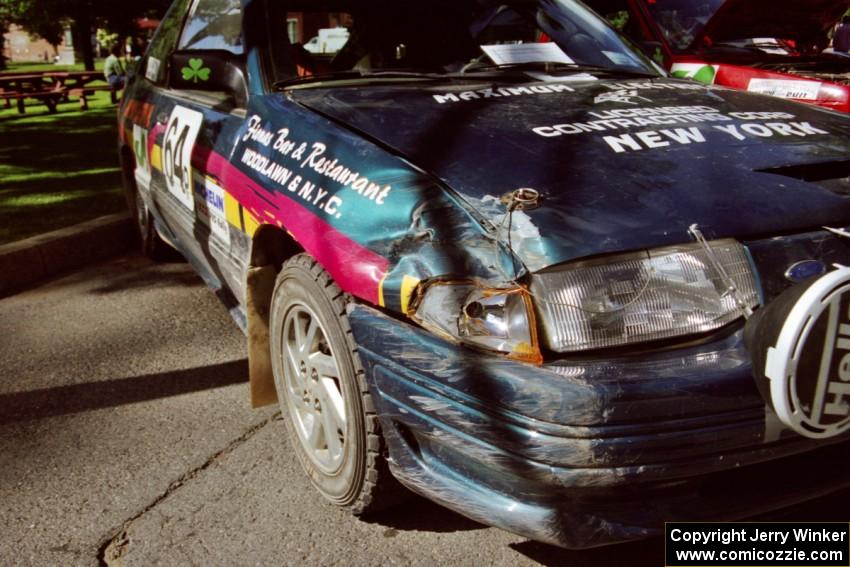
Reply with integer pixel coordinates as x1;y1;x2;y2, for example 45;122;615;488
710;41;789;52
273;62;657;90
275;70;469;89
459;61;657;78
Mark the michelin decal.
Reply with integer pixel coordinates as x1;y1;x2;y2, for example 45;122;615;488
194;175;230;245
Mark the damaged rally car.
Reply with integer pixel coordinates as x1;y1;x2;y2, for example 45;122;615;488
588;0;850;113
118;0;850;549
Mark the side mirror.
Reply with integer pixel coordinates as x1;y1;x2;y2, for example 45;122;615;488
168;49;248;107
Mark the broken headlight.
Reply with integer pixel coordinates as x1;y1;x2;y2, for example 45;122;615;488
411;282;542;364
530;239;760;352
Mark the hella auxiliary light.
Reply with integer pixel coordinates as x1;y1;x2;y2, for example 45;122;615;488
745;265;850;439
411;282;542;364
529;239;760;353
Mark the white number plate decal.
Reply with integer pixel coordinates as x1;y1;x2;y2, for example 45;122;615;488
162;106;203;211
747;78;821;101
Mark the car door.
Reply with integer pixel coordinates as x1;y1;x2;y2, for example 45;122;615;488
145;0;249;306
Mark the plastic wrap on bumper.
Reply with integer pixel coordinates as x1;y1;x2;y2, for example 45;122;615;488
348;304;850;548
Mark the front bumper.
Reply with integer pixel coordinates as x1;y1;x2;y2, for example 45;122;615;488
348;304;850;548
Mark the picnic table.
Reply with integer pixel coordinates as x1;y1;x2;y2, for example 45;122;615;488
0;71;119;114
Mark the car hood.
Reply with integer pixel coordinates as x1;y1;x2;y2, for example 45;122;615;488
289;78;850;271
693;0;849;50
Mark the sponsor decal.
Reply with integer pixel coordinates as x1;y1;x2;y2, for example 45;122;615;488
132;124;150;174
747;78;822;101
433;79;702;104
237;115;394;219
752;268;850;438
198;147;391;306
599;80;704;92
194;175;230;245
670;63;719;84
594;90;652;105
532;101;831;153
433;83;575;104
162;106;204;211
132;124;152;193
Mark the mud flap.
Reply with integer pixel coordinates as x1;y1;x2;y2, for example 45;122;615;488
246;265;278;408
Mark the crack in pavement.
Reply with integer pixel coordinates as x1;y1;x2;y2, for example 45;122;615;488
96;413;280;566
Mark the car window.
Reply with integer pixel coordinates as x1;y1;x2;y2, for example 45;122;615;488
266;0;657;85
179;0;244;54
265;5;355;81
592;0;652;42
143;0;193;84
645;0;723;50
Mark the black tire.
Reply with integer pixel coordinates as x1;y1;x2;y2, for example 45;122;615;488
270;254;398;514
121;153;170;260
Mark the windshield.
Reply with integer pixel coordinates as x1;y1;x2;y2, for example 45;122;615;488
645;0;723;51
267;0;658;86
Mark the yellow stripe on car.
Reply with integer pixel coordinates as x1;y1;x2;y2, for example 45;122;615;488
401;275;421;315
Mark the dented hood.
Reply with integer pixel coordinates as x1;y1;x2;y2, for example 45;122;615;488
290;78;850;270
692;0;850;50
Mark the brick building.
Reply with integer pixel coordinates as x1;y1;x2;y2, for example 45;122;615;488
2;24;72;63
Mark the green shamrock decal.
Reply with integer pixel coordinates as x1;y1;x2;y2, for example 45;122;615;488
181;58;211;83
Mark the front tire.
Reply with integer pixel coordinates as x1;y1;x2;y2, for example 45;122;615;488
270;254;396;513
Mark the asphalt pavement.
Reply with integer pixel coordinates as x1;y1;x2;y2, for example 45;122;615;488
1;253;848;566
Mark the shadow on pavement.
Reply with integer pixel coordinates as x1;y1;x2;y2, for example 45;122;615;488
0;359;248;424
365;493;487;534
511;537;663;566
86;256;194;295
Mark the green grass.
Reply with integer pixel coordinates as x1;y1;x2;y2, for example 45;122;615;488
3;60;105;74
0;90;127;245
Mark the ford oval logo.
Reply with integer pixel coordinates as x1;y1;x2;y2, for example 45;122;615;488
785;260;827;283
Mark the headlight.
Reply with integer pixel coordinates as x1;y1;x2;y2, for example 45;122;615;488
530;239;760;352
411;282;542;364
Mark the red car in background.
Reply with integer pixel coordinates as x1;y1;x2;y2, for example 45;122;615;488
590;0;850;113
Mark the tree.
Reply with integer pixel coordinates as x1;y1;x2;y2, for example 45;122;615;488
18;2;65;58
0;0;24;70
2;0;171;70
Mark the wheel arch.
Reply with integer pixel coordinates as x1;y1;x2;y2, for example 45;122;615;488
246;224;304;408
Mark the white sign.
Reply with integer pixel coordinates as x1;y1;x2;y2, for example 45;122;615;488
146;57;161;82
162;106;203;212
481;42;574;65
526;71;596;83
747;78;821;101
